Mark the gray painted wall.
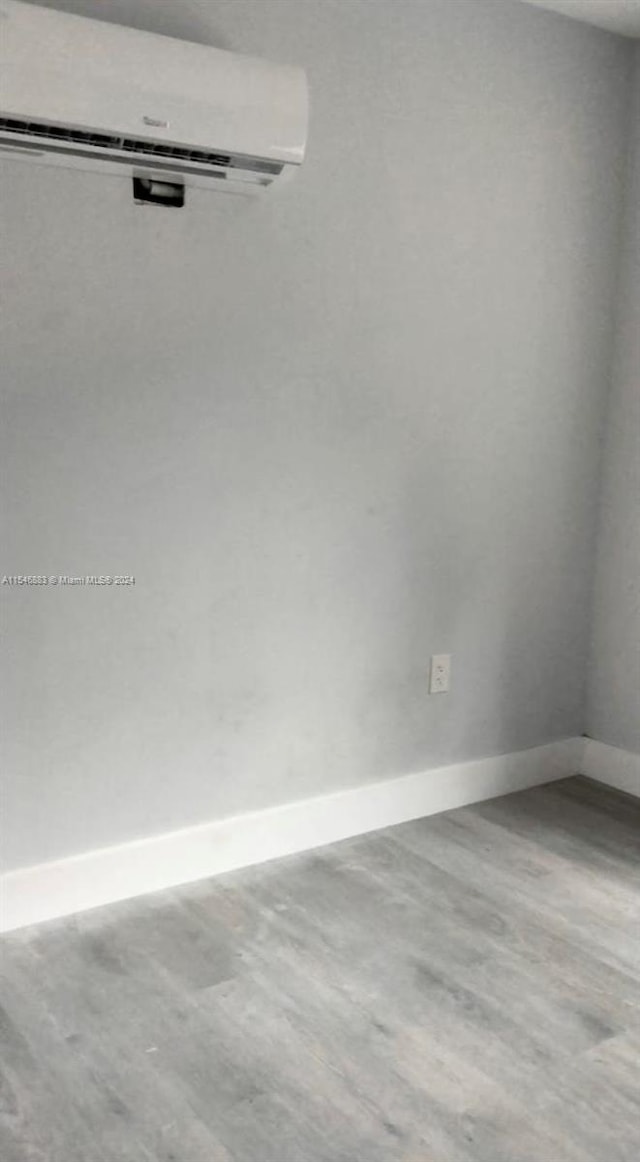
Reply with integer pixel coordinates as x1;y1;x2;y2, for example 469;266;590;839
0;0;632;871
587;51;640;756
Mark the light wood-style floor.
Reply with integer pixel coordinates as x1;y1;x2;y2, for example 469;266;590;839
1;775;639;1162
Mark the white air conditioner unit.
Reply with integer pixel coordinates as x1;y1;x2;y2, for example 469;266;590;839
0;0;308;200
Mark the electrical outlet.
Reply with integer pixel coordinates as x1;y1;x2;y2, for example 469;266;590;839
429;654;451;694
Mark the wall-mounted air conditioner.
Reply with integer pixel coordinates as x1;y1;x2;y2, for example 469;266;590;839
0;0;308;200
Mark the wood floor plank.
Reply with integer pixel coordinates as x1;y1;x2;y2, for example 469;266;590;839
549;775;640;826
1;775;638;1161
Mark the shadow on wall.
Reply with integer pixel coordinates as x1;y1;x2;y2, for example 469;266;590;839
24;0;233;50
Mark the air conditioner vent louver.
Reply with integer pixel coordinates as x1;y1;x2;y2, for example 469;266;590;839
0;116;284;175
0;116;120;148
121;139;232;167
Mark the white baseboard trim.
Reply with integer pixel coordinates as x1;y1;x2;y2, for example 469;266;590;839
0;737;581;934
579;738;640;798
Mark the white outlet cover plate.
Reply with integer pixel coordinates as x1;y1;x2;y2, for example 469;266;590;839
430;654;451;694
